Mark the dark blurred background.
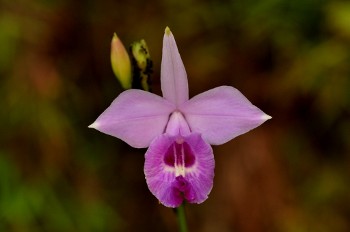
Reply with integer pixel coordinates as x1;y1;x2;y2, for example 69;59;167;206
1;0;350;231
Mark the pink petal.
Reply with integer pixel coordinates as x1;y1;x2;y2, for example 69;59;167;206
161;27;189;106
89;89;175;148
180;86;271;145
144;133;214;208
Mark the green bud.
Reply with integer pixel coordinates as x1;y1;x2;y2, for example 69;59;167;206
130;40;153;91
111;33;132;89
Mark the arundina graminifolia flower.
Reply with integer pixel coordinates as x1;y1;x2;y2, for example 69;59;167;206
89;27;271;208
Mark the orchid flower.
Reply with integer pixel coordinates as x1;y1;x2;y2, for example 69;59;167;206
89;27;271;208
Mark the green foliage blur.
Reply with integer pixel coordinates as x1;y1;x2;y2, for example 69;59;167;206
1;0;349;231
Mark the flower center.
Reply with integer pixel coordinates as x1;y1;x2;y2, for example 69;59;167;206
164;139;196;176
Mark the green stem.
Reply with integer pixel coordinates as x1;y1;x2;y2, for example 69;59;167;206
176;204;188;232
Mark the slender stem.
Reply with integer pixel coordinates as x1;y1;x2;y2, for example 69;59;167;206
176;204;188;232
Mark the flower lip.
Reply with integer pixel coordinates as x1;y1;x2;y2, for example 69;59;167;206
144;132;214;207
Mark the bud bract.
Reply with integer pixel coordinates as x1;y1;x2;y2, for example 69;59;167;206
130;39;153;91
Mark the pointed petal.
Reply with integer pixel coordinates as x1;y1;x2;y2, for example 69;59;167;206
180;86;271;145
144;133;214;208
89;89;175;148
161;27;189;106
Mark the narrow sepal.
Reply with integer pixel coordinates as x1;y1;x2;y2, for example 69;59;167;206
161;27;189;106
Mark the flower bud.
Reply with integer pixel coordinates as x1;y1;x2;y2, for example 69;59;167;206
111;33;132;89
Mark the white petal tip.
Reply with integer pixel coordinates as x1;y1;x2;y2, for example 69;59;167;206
88;122;99;129
262;114;272;121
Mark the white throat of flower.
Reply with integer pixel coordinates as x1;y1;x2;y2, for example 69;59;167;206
174;138;186;177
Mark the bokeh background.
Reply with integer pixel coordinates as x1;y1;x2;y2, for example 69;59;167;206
1;0;350;231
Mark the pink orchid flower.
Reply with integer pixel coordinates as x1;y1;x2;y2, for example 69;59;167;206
89;27;271;207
